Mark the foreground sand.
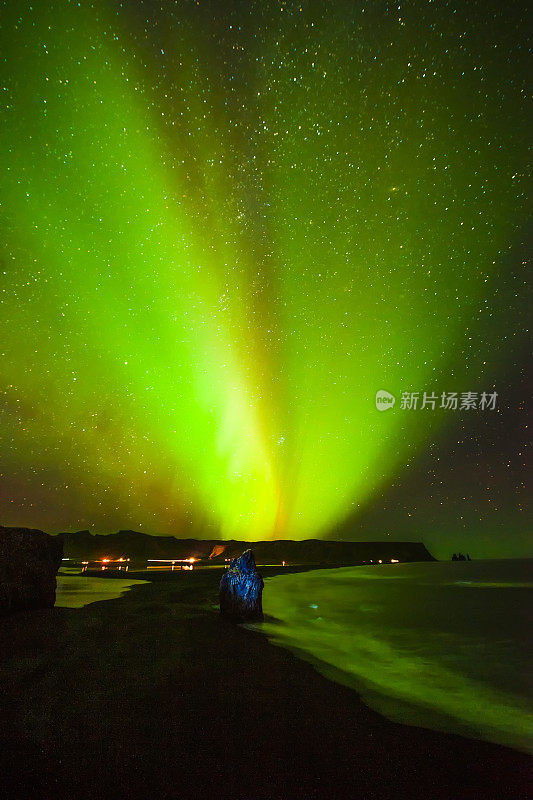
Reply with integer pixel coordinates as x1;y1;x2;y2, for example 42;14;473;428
0;568;530;799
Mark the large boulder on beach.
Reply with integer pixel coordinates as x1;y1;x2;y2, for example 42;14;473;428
219;549;264;621
0;526;63;613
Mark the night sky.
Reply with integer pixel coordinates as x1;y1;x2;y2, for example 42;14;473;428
0;0;530;558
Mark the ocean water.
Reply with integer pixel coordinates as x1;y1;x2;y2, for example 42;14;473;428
55;574;147;608
257;560;533;753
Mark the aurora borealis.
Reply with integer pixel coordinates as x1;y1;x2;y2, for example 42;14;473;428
0;0;530;555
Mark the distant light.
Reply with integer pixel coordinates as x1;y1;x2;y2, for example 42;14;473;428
84;557;129;567
391;559;399;563
378;560;382;564
282;561;286;566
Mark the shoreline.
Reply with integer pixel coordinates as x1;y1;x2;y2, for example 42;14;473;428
0;570;530;799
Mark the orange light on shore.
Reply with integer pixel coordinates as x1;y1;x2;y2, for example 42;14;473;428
146;558;197;563
81;557;130;572
391;559;399;563
146;557;196;571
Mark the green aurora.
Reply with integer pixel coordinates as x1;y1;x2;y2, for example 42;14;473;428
0;1;529;546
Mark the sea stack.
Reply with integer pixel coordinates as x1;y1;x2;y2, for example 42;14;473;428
219;549;264;621
0;526;63;613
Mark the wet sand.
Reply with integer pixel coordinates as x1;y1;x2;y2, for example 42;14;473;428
0;569;530;799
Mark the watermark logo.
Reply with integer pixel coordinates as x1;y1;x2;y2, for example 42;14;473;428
375;389;396;411
400;391;498;411
374;390;498;411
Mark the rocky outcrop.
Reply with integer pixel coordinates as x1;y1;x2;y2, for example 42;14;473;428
219;549;264;621
0;526;63;613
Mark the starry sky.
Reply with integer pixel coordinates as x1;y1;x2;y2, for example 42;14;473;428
0;0;530;558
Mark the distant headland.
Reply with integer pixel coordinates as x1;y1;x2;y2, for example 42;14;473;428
50;528;436;566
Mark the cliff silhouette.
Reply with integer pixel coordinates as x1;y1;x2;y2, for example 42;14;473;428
54;529;435;564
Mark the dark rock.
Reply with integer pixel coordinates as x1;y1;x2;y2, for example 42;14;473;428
0;526;63;613
219;549;264;621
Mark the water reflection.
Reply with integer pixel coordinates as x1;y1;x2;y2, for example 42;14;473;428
257;560;533;754
55;576;147;608
81;557;130;572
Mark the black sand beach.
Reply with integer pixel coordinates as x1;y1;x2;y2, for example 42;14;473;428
0;569;530;800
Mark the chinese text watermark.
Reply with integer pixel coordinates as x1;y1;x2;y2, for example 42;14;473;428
375;390;498;411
